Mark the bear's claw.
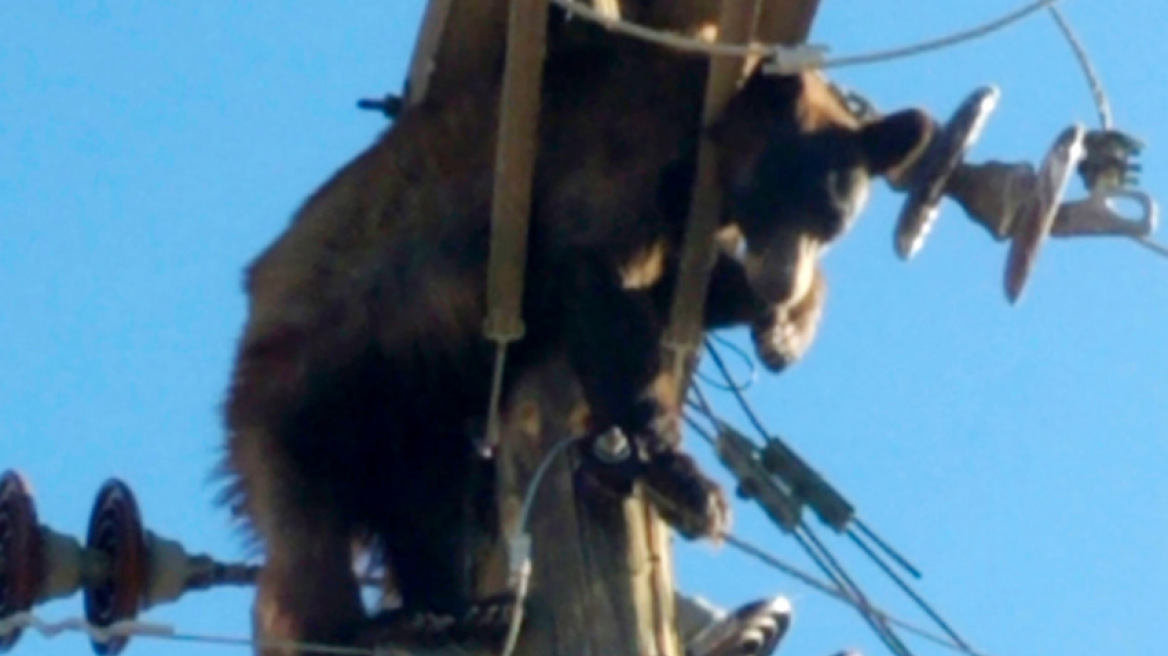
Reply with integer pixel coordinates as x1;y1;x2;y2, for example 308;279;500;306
449;593;516;646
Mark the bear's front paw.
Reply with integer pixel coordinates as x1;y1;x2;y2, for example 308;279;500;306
642;450;731;541
622;397;682;450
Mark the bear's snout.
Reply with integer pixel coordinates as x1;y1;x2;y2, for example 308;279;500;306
743;235;818;307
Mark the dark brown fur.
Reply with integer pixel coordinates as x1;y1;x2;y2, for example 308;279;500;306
219;23;930;655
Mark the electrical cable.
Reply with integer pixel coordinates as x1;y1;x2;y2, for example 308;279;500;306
721;535;999;656
549;0;1061;72
693;341;979;656
846;530;970;651
795;525;914;656
499;434;586;656
696;335;760;393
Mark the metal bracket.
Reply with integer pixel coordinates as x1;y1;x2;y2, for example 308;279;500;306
759;438;854;532
714;425;802;532
1052;129;1158;239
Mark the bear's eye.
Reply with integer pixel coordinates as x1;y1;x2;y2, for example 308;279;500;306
823;167;870;237
722;124;874;246
792;131;868;230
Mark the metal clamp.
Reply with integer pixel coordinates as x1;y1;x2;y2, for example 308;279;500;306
759;438;854;533
714;426;802;532
1052;128;1158;239
1052;187;1158;238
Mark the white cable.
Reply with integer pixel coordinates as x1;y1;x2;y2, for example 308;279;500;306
0;613;175;643
0;611;388;655
1046;4;1112;130
499;434;584;656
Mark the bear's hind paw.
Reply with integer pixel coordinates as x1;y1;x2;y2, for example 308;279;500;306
642;450;732;542
357;594;517;651
449;593;516;646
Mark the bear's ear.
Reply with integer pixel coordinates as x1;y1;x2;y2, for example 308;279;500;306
859;108;933;178
707;71;804;147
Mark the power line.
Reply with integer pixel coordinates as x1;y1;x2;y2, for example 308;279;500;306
549;0;1061;72
0;613;379;656
721;535;999;656
796;523;914;656
1046;4;1111;130
0;533;997;656
703;339;771;440
845;530;970;651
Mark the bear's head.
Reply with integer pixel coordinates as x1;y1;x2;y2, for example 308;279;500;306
709;67;932;306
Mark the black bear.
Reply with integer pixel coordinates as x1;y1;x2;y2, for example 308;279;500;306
217;24;931;656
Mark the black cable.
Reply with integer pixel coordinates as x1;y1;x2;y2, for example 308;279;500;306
723;534;996;656
796;524;915;656
695;334;759;392
847;529;971;650
855;518;924;580
683;411;718;447
704;341;771;440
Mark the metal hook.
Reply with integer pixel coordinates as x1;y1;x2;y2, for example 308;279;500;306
1047;126;1168;259
1051;187;1158;238
1078;129;1145;191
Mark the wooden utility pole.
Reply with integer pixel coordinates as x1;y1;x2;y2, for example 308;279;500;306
485;357;680;656
395;2;823;656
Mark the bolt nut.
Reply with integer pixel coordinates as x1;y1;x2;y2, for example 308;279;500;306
593;428;631;464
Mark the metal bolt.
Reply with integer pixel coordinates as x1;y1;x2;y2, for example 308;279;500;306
593;428;631;464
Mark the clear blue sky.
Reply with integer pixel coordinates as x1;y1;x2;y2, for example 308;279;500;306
2;2;1165;656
